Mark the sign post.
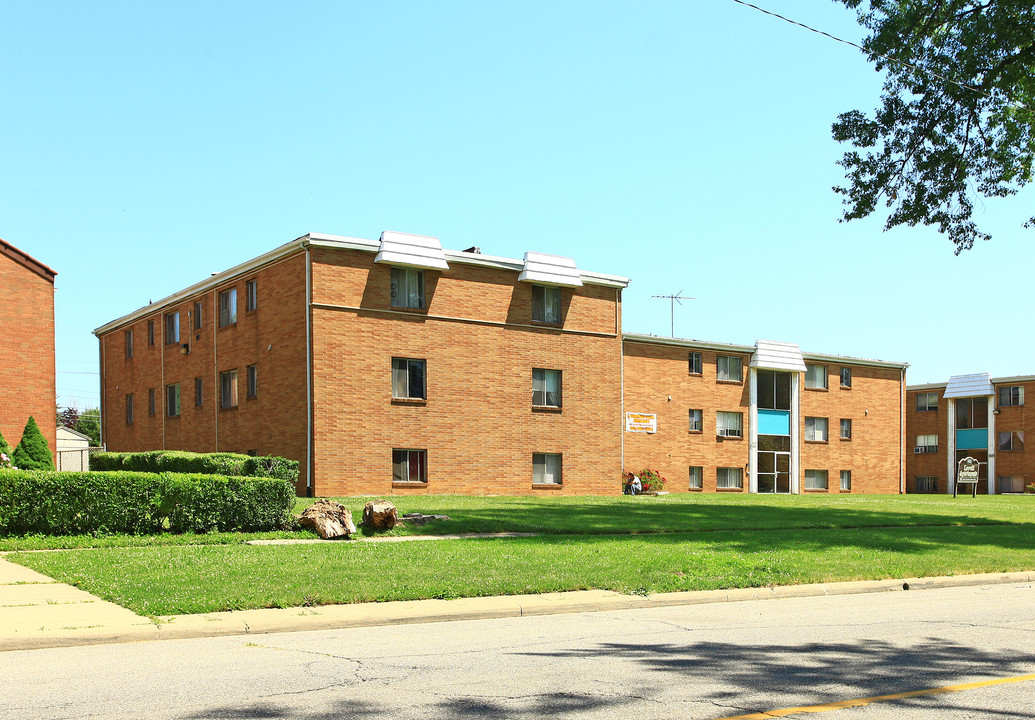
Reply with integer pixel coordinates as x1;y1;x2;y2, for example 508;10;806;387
954;456;980;498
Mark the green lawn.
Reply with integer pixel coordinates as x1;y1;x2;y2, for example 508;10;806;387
5;494;1034;616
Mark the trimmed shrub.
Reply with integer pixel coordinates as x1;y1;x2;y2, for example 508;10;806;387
13;416;54;471
90;450;298;484
0;469;294;536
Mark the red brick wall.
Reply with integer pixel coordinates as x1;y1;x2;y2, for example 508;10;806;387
99;253;310;492
0;248;56;462
905;387;947;492
991;380;1034;492
308;247;624;496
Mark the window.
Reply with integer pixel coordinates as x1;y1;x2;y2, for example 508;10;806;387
840;367;852;388
757;370;791;410
717;411;743;438
195;377;203;407
220;370;238;408
688;466;703;489
805;364;828;389
532;369;562;408
998;476;1025;493
716;467;743;489
193;301;203;331
915;434;938;453
916;476;939;492
391;267;425;310
717;356;743;382
998;431;1024;451
533;453;562;485
998;386;1024;407
147;320;155;347
124;329;134;358
246;280;257;312
955;396;988;429
688;409;703;432
247;365;258;398
393;449;427;484
125;394;134;424
392;358;426;400
915;391;939;411
164;312;180;344
840;470;852;491
531;284;561;324
840;418;852;440
805;417;828;442
805;469;828;490
219;289;237;327
148;388;156;416
688;352;702;375
166;384;181;417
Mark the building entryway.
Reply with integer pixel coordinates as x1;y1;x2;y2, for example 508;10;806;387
757;434;791;494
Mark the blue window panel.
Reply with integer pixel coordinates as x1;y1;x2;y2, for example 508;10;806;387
956;428;988;450
758;409;790;436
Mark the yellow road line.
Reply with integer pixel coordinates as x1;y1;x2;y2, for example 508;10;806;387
716;673;1035;719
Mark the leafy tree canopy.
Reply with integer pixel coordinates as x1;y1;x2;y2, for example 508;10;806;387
834;0;1035;252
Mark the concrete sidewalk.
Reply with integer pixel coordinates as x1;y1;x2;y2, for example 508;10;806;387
2;553;1033;652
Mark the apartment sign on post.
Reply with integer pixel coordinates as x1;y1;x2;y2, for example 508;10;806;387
625;412;657;434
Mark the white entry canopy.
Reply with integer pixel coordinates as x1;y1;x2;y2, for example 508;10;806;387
943;373;994;398
518;252;583;287
750;340;807;372
374;231;449;270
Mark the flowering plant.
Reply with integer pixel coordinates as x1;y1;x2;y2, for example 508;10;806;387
0;452;14;469
622;468;666;493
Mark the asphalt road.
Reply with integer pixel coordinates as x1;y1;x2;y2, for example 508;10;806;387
2;582;1033;719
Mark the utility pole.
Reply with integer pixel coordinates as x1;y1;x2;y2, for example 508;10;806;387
650;291;695;337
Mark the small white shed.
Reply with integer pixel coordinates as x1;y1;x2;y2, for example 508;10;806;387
56;426;92;471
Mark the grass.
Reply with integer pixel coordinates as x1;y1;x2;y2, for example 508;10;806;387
4;494;1034;615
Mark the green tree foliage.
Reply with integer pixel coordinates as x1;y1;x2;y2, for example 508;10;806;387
834;1;1035;252
58;406;101;447
13;416;54;471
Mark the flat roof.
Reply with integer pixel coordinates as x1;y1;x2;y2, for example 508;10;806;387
908;373;1035;392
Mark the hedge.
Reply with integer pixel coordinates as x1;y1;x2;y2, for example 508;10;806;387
0;469;295;536
89;450;298;484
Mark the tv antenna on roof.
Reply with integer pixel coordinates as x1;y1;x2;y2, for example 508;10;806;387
651;291;695;337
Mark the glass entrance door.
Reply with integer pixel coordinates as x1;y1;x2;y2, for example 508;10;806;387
757;450;791;493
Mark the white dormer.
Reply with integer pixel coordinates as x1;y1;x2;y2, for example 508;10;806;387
750;340;807;372
518;252;583;287
374;231;449;270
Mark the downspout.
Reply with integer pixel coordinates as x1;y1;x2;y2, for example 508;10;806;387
213;294;219;451
306;246;314;497
899;367;905;494
161;320;166;450
618;288;624;479
98;337;106;450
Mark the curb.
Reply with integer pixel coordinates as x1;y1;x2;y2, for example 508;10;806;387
2;570;1033;652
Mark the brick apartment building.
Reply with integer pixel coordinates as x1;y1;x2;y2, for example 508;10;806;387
623;335;907;494
0;239;57;462
95;231;908;496
907;373;1034;495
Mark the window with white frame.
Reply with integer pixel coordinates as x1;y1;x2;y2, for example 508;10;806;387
840;470;851;491
840;418;852;440
998;386;1024;407
532;369;562;408
840;367;852;388
164;311;180;344
915;434;938;453
393;449;427;484
392;358;426;400
805;417;828;442
531;285;561;324
998;431;1024;451
805;364;827;389
220;369;238;408
916;476;938;492
688;466;703;489
391;267;425;309
915;391;939;411
716;467;743;489
219;289;238;327
717;355;743;382
689;409;702;432
533;453;562;485
998;476;1025;493
717;411;743;438
246;279;257;312
805;469;828;490
166;384;180;417
688;352;702;375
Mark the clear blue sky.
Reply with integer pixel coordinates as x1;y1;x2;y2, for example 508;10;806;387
2;1;1032;411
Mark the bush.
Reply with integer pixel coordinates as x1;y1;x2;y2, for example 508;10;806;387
12;416;53;471
90;450;298;484
0;469;294;536
0;427;13;463
623;468;666;494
